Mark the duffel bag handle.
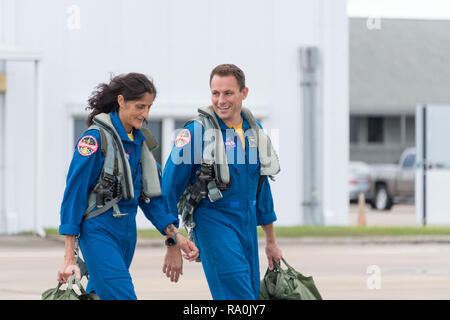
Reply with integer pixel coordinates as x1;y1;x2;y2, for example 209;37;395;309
66;275;88;295
271;258;293;271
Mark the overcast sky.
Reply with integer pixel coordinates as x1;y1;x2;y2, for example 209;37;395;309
347;0;450;19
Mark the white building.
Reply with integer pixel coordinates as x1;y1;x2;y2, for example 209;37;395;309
0;0;348;234
350;18;450;164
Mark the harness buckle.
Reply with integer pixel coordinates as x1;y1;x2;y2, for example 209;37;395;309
112;202;128;218
113;212;129;218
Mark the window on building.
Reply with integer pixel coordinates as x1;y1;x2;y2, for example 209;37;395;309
367;117;384;143
74;118;87;146
385;116;401;144
405;116;415;145
350;116;359;143
175;119;190;130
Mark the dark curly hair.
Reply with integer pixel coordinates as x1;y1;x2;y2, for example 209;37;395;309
86;72;157;126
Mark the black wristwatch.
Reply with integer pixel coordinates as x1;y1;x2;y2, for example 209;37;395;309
165;237;176;247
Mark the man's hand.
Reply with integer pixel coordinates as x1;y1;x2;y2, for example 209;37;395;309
163;246;183;282
265;241;283;270
261;223;283;270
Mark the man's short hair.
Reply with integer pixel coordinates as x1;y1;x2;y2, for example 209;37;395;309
209;64;246;91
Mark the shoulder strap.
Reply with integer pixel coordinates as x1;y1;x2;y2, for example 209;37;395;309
241;107;281;177
183;118;203;128
98;128;108;157
197;105;230;186
141;127;159;151
138;127;162;198
87;124;116;177
92;113;134;200
83;123;125;221
140;140;162;199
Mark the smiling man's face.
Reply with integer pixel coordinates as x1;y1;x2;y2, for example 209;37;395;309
210;75;248;126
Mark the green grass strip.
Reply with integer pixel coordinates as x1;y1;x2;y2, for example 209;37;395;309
261;226;450;237
44;225;450;239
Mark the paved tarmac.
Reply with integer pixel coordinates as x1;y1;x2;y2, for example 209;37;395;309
348;203;418;226
2;204;450;300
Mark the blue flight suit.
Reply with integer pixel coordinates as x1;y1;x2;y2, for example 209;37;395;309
162;111;277;300
59;111;177;300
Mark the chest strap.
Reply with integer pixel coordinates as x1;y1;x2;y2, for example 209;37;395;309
82;113;161;221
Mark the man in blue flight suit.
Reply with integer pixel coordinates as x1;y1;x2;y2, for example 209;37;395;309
162;64;283;300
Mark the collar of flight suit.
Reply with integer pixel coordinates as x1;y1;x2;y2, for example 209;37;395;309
214;110;252;132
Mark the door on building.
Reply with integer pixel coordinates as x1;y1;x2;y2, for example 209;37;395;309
416;104;450;225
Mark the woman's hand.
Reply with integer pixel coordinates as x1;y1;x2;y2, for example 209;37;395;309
162;246;183;282
164;224;199;262
175;233;199;262
57;258;81;284
57;235;81;283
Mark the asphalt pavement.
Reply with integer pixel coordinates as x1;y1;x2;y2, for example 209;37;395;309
2;204;450;300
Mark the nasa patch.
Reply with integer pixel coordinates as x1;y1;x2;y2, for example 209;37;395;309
77;135;99;157
175;129;191;148
225;136;236;149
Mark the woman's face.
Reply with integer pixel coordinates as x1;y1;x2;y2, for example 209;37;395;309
117;92;154;132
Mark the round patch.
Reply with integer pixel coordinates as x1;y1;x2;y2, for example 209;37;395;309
174;129;191;148
77;135;99;157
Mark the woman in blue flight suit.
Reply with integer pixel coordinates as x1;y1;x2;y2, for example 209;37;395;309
57;73;198;300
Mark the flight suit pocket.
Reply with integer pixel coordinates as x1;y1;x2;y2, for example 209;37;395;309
217;264;249;276
216;265;255;300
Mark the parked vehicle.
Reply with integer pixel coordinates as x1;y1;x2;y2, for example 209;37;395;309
367;148;416;210
349;161;371;203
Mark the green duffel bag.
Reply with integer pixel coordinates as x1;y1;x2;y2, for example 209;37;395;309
259;258;323;300
42;275;100;300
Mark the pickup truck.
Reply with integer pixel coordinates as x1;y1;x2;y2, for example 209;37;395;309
367;147;416;210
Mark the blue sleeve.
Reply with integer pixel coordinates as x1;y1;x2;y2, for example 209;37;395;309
162;122;203;224
59;130;104;236
139;163;178;235
255;120;278;226
256;176;277;226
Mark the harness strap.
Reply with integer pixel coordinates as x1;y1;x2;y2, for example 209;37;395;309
93;114;134;200
241;107;280;176
102;126;115;177
82;114;162;221
83;195;121;221
140;141;162;199
141;128;159;151
198;106;230;186
206;180;222;202
99;129;108;157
